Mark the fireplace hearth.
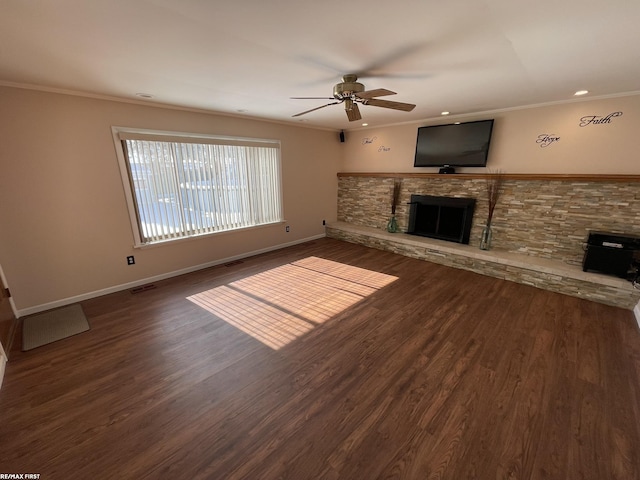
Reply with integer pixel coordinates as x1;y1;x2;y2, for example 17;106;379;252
407;194;476;244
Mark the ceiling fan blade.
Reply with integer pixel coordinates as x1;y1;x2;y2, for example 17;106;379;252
363;98;416;112
292;101;341;117
355;88;396;99
354;43;427;78
290;97;336;100
346;103;362;122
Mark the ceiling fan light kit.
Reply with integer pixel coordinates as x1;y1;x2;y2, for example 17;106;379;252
292;74;416;122
332;74;364;98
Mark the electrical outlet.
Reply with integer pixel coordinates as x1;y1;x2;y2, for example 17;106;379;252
285;225;290;232
127;256;135;265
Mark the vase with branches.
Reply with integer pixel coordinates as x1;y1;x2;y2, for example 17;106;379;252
386;178;402;233
480;170;504;250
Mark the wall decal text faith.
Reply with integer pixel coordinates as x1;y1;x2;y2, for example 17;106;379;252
579;111;623;127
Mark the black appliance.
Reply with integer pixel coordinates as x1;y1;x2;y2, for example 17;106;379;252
582;231;640;278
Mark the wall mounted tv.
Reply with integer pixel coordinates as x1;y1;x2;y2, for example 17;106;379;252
414;119;494;171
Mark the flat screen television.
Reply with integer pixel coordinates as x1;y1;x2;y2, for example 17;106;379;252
414;119;494;169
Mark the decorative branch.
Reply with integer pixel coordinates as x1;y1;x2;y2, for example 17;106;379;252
391;178;402;215
485;169;505;226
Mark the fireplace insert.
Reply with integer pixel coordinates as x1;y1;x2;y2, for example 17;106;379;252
407;194;476;244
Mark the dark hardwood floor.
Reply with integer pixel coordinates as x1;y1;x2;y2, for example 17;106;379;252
2;238;640;479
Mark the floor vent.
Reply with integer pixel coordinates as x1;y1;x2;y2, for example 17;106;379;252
224;260;244;267
130;284;157;294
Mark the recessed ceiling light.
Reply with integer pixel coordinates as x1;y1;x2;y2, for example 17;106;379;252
454;122;461;125
574;90;589;96
362;123;368;126
135;93;154;99
441;111;450;115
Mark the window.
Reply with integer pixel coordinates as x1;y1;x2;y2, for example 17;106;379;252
113;128;283;246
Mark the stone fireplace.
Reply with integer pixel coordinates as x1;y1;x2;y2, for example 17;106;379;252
329;172;640;310
335;173;640;265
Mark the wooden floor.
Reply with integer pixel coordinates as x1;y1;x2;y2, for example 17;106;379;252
2;238;640;479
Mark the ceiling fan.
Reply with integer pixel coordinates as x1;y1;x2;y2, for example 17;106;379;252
291;74;416;122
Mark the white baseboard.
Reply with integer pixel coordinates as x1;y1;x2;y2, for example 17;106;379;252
634;300;640;331
17;233;326;318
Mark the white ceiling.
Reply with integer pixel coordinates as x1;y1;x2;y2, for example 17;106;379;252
1;0;639;131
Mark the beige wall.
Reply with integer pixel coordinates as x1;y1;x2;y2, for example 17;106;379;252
2;87;638;313
340;94;640;174
0;87;341;313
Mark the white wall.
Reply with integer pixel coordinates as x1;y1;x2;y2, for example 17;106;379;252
340;94;640;174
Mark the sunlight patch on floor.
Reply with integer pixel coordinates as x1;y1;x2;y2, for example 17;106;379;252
187;256;397;349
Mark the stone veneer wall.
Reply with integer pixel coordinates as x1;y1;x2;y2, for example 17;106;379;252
338;174;640;267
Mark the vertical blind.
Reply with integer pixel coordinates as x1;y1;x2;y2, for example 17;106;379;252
121;136;282;245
